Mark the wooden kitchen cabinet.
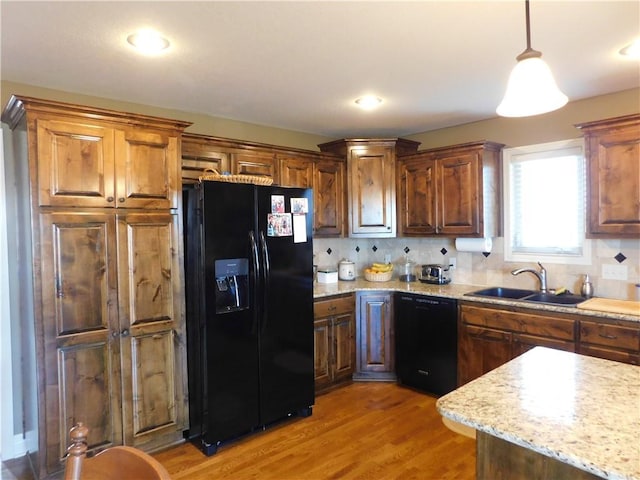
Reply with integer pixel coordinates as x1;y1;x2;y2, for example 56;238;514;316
397;141;503;237
2;96;190;479
579;318;640;365
313;294;356;393
313;157;346;237
458;302;576;385
181;133;230;184
34;115;181;209
279;154;314;187
576;114;640;238
231;150;278;181
355;291;395;380
319;138;420;238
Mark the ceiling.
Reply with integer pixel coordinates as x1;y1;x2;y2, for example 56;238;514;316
1;1;639;138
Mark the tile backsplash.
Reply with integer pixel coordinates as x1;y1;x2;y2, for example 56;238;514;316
313;237;640;301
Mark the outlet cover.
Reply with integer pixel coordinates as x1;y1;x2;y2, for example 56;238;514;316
602;264;628;281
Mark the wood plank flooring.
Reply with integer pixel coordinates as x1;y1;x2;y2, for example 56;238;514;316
153;382;476;479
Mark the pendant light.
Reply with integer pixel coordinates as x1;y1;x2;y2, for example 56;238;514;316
497;0;568;117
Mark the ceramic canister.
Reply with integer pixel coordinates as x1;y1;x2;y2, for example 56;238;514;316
338;259;356;281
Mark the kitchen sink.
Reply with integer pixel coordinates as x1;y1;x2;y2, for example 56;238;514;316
466;287;586;307
523;292;586;306
466;287;536;299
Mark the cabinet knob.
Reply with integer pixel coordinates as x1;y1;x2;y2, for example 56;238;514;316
118;197;125;203
121;329;129;337
107;196;114;202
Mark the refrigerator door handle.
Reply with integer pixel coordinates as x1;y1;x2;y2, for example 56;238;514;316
249;230;260;333
259;230;270;331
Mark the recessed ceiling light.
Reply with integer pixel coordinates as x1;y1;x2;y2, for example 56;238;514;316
127;29;170;55
355;95;383;110
619;38;640;58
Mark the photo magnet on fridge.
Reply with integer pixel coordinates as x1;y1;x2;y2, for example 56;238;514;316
271;195;285;213
291;197;308;214
267;213;292;237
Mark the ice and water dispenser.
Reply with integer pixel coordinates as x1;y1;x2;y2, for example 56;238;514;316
214;258;249;313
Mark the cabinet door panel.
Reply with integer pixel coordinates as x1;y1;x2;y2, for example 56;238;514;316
57;342;122;457
36;119;115;207
348;147;395;236
39;212;121;471
314;159;345;237
398;157;437;235
115;129;179;209
333;313;355;381
458;325;511;385
117;212;186;447
129;331;178;436
357;293;393;374
231;151;278;182
280;156;314;187
589;133;640;235
437;154;480;235
313;317;332;389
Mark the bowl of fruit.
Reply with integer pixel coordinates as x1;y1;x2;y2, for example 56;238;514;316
364;263;394;282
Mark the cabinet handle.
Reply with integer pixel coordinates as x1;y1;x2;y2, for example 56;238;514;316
121;329;129;337
328;305;336;312
107;196;114;202
55;277;64;298
598;333;618;340
111;330;119;338
387;226;391;230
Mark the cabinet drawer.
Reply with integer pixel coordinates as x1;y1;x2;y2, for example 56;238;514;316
461;305;576;341
579;320;640;351
314;295;354;318
580;344;640;365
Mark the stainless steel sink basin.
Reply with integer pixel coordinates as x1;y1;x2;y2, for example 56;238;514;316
522;292;586;306
466;287;586;307
466;287;536;299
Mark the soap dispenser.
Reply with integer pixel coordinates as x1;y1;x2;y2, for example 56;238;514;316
580;274;594;298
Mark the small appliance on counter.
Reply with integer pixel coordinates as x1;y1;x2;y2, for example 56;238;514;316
317;268;338;284
338;259;356;281
419;264;452;285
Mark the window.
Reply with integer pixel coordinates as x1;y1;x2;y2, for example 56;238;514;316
503;138;591;265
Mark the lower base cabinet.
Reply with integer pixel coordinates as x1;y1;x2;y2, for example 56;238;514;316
355;291;395;380
458;302;576;385
313;294;356;393
459;301;640;386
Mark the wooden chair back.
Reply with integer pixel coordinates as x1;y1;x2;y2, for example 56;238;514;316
64;423;172;480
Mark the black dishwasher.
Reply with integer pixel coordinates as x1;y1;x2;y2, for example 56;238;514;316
395;293;458;396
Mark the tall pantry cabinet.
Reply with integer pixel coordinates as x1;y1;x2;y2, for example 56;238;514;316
1;96;191;478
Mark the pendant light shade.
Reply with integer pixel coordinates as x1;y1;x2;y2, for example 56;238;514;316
497;0;568;117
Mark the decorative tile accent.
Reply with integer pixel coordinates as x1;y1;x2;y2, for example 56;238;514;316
440;248;448;255
483;252;491;258
355;246;360;253
615;252;627;263
326;248;332;255
372;245;378;252
404;246;410;254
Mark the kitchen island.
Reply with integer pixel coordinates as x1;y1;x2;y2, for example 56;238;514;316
437;347;640;480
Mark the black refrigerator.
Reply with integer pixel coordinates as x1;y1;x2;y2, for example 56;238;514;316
183;181;315;455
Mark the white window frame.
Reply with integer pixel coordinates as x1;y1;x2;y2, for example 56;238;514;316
503;138;592;265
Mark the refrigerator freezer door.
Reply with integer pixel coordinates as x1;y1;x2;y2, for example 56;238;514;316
201;182;261;445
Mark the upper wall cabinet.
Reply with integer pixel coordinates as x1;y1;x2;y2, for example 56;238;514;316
21;108;184;209
397;141;503;238
576;114;640;238
318;138;420;238
181;134;345;237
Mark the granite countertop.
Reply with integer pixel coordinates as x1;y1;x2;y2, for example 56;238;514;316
313;279;640;323
436;347;640;480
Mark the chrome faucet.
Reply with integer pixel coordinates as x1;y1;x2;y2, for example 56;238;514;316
511;262;547;292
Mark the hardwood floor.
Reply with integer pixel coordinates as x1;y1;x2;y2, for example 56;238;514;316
153;382;476;479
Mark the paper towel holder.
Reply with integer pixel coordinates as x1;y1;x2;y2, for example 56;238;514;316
455;237;493;253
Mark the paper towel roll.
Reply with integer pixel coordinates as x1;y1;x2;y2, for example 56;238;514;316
455;237;492;253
